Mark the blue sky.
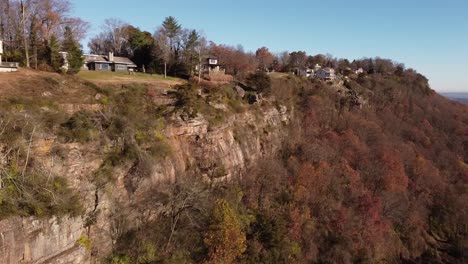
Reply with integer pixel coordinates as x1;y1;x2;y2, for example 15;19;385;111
71;0;468;92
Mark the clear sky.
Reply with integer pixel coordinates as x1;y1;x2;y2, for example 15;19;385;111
71;0;468;92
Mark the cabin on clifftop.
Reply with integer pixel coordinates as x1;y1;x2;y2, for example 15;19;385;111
82;52;137;72
295;67;313;78
197;57;226;75
315;67;336;80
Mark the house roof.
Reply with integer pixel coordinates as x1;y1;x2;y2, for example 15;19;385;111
202;55;218;60
104;55;137;67
84;54;137;67
320;67;335;73
84;54;108;63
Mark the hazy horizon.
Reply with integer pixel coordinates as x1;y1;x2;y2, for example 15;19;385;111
441;92;468;97
71;0;468;93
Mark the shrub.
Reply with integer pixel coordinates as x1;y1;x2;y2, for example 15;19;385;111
148;140;173;160
0;168;82;219
204;199;247;264
189;77;219;89
204;74;234;83
59;111;95;143
246;72;272;94
76;234;92;250
227;99;245;113
110;254;132;264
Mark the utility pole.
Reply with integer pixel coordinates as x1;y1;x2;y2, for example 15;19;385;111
198;47;201;83
21;0;30;68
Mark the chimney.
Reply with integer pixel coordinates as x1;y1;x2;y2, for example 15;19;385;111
109;52;114;62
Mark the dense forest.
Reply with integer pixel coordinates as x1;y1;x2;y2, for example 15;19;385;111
1;63;465;263
0;1;466;263
104;69;467;263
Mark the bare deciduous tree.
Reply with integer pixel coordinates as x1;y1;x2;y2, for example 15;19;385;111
153;29;171;78
102;18;128;55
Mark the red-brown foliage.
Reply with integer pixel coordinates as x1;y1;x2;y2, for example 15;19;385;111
209;42;256;78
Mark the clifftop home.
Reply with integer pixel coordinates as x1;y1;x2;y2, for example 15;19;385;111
197;57;225;75
83;52;137;72
0;40;19;72
295;67;313;78
292;63;338;81
315;67;336;80
355;68;364;74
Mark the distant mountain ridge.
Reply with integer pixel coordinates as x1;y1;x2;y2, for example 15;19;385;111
441;92;468;104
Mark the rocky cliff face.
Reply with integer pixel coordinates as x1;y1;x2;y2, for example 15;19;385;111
0;216;86;264
0;101;290;263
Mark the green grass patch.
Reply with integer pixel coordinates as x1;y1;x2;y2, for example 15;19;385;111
3;96;59;111
77;71;180;82
170;84;247;128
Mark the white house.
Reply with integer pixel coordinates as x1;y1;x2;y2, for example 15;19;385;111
315;67;336;80
59;51;69;71
197;57;225;75
355;68;364;74
0;40;19;72
295;67;313;78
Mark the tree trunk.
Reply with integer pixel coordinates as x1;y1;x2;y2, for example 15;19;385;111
21;0;29;67
198;49;201;83
0;3;4;41
34;45;37;69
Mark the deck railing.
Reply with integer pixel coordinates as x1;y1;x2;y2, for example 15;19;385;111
0;62;19;68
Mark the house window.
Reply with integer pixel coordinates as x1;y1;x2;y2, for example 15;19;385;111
99;64;109;70
117;65;126;70
208;59;217;65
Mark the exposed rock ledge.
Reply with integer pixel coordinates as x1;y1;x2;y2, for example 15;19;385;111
0;104;291;263
0;216;87;264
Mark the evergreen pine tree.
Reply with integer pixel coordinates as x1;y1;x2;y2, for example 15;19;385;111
62;26;84;74
184;30;200;76
162;16;181;46
47;35;61;72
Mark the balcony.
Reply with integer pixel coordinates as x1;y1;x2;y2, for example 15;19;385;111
0;62;19;68
0;62;19;72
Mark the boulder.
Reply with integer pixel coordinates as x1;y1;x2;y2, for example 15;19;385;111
235;86;246;98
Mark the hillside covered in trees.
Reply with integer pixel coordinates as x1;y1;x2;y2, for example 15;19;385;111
103;66;466;264
0;66;466;264
0;1;466;264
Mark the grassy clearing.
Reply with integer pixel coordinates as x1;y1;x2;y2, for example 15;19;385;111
268;72;289;79
77;71;181;82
